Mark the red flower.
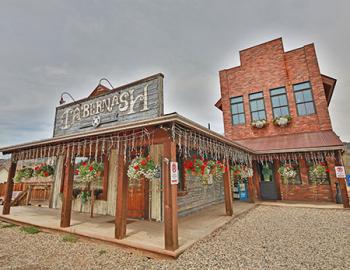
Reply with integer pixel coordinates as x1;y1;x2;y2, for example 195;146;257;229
146;156;151;161
44;172;49;177
34;166;40;171
326;169;330;173
74;169;79;175
134;165;140;170
140;159;147;166
89;166;93;171
225;166;229;172
192;155;197;159
82;162;87;167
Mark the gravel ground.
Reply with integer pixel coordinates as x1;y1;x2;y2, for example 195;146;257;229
0;205;349;270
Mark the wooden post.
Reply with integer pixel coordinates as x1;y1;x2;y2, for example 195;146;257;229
273;159;282;200
2;161;17;215
337;151;350;208
163;140;179;251
247;176;255;203
115;151;128;239
223;160;233;216
60;154;74;228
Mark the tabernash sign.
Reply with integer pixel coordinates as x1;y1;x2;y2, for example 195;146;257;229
53;74;164;137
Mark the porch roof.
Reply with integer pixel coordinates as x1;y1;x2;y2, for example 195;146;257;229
0;113;253;155
235;130;345;154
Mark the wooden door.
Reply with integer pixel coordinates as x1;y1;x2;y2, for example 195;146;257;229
127;178;149;219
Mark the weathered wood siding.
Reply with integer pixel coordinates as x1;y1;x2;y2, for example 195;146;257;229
53;75;164;137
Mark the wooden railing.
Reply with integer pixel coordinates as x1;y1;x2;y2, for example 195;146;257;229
0;183;49;201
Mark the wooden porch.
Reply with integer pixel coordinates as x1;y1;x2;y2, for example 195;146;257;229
0;202;255;258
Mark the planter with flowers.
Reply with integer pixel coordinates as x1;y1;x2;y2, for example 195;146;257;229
251;119;267;129
183;156;227;185
127;156;160;187
14;163;54;183
231;164;253;183
273;115;292;127
75;161;104;217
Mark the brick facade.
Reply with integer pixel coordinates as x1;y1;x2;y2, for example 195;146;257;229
218;38;341;203
219;38;332;140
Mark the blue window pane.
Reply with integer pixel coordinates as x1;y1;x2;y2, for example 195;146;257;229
237;103;244;113
250;100;257;111
294;82;311;91
252;112;259;121
281;106;289;116
231;104;238;114
258;111;266;120
303;90;313;102
249;92;263;100
270;87;286;96
305;102;315;114
295;92;304;103
297;104;306;115
239;114;245;124
271;96;280;107
279;95;287;106
273;108;281;117
231;96;243;103
232;115;239;124
257;100;265;110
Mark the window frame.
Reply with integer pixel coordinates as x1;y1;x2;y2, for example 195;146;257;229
269;86;290;118
293;81;317;116
249;91;267;122
230;96;246;126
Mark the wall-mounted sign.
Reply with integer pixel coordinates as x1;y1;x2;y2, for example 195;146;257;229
170;161;179;185
335;166;346;178
53;74;164;137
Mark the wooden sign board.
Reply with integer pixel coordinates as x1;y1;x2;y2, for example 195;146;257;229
53;74;164;137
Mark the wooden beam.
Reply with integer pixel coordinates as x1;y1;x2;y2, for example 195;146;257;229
163;140;179;251
247;175;255;203
60;154;74;228
223;161;233;216
115;150;128;239
2;161;17;215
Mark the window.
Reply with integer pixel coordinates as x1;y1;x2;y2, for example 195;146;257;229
280;160;302;185
270;87;289;118
230;96;245;125
249;92;266;121
293;82;316;116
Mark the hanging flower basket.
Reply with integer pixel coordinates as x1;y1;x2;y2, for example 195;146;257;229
183;156;227;185
309;162;329;184
231;164;253;182
278;164;297;184
127;156;160;186
273;115;292;127
14;163;54;183
251;119;267;129
75;161;104;184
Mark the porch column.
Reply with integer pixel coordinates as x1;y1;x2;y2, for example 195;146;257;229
273;159;282;200
247;175;255;203
2;161;17;215
223;160;233;216
115;150;128;239
252;161;261;200
60;154;74;228
337;152;350;208
326;156;337;202
163;140;179;251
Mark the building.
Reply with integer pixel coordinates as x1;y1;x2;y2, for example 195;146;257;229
0;160;10;184
216;38;346;202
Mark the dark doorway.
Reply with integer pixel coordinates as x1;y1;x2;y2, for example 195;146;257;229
259;162;278;200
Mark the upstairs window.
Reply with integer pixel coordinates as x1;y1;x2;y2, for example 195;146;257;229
249;92;266;121
230;96;245;125
270;87;289;118
293;82;316;116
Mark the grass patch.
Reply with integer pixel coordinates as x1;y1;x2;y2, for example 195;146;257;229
98;250;107;256
62;234;79;243
1;223;17;229
20;226;40;234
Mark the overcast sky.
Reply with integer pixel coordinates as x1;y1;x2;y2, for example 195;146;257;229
1;0;350;156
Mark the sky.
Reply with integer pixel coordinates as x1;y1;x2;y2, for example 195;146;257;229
1;0;350;157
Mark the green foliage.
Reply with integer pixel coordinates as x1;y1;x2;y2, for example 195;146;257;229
34;163;55;177
20;226;40;234
14;167;34;182
77;191;91;204
76;161;104;183
62;234;79;243
1;223;17;228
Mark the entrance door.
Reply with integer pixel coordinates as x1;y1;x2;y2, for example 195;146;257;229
127;178;149;219
259;162;278;200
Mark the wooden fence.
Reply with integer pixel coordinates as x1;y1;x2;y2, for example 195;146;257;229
0;183;49;201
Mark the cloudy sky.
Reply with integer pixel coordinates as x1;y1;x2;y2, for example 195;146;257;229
1;0;350;155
